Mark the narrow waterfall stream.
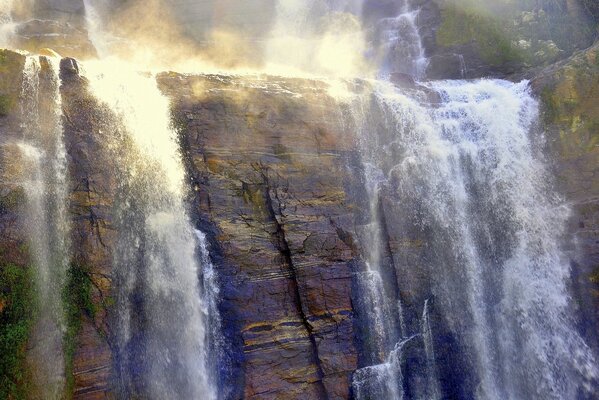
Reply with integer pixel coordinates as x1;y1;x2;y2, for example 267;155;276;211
19;56;70;398
367;0;428;78
83;61;218;398
0;0;15;48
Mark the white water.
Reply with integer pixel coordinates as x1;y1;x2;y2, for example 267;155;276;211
421;298;441;399
83;0;111;58
340;78;599;399
0;0;16;47
352;334;418;399
83;61;217;399
372;2;428;79
19;56;70;399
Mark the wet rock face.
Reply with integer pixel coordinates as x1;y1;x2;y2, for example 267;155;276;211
0;50;28;265
532;42;599;353
159;73;361;399
60;57;117;399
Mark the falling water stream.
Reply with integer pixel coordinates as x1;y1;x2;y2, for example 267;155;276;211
337;78;599;399
83;61;218;398
19;56;70;399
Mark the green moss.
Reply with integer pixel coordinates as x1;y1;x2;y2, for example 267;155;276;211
436;5;524;66
63;264;96;397
591;267;599;285
0;188;25;214
540;86;558;123
0;94;14;116
0;263;35;400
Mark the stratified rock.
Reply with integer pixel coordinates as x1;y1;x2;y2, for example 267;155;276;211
14;19;96;59
159;73;360;399
60;56;117;399
34;0;86;27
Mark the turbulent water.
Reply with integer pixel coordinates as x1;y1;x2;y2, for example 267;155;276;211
19;56;70;398
339;78;599;399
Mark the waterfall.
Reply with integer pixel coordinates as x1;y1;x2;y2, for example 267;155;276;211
83;60;218;399
369;0;428;78
19;56;70;398
0;0;16;47
339;78;599;399
352;334;418;399
83;0;111;58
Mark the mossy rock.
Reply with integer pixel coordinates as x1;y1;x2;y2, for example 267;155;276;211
436;5;524;67
0;188;25;214
433;0;596;74
63;263;97;396
0;50;26;119
538;45;599;155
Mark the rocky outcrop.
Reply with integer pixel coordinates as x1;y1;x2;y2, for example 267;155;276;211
532;41;599;351
159;74;361;399
60;57;117;399
420;0;598;79
0;49;33;400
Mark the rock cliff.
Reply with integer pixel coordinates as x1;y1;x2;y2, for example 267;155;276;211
0;1;598;398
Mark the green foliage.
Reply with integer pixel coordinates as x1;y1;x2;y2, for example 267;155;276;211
63;263;96;397
591;267;599;285
0;263;35;400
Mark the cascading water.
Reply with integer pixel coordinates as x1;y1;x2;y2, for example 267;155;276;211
18;56;70;398
83;0;111;58
365;0;428;78
338;77;599;399
0;0;16;47
426;79;598;399
420;298;440;400
83;61;219;399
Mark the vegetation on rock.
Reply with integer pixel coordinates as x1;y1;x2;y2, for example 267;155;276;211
62;263;96;397
433;0;596;73
0;263;34;400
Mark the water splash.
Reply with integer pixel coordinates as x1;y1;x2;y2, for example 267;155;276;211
19;56;70;399
353;334;419;399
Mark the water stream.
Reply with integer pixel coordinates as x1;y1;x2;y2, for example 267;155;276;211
19;55;70;399
83;61;218;399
